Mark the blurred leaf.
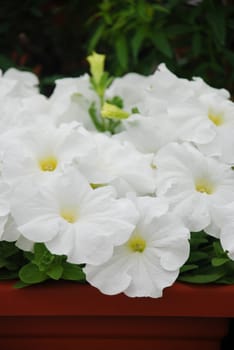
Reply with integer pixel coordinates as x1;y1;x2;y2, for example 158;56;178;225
152;4;169;14
180;264;198;273
206;10;226;46
115;36;128;70
188;251;208;263
88;24;105;52
131;27;146;61
151;31;173;58
192;33;201;57
0;54;15;70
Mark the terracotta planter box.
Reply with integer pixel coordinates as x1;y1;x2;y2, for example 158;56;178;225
0;281;234;350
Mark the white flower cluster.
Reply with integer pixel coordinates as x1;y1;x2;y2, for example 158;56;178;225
0;60;234;298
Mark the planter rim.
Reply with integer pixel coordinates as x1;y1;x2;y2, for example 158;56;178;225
1;281;234;317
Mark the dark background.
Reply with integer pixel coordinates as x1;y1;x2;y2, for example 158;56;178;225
0;0;233;96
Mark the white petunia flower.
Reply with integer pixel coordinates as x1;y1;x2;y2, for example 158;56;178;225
115;112;180;154
49;74;99;130
0;94;50;138
2;123;94;185
84;195;190;298
0;181;20;242
155;142;234;235
207;203;234;261
113;64;227;154
194;96;234;163
11;169;138;265
0;68;39;98
106;72;151;113
76;132;157;196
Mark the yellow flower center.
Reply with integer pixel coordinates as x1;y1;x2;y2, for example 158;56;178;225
60;209;78;224
195;179;214;195
208;112;224;126
128;235;146;253
39;156;58;172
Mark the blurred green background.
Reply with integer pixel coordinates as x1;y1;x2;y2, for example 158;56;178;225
0;0;233;96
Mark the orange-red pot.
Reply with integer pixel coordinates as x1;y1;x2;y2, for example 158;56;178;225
0;281;234;350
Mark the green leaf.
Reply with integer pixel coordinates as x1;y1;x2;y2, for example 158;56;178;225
89;102;106;132
19;263;48;284
206;10;226;46
188;251;208;263
216;276;234;284
0;241;26;273
0;54;15;70
131;27;146;60
151;31;173;58
106;96;124;108
23;251;34;261
131;107;140;114
179;265;227;284
179;270;226;284
180;264;198;273
88;24;105;52
0;241;20;258
47;264;64;280
166;24;195;36
115;36;129;70
192;33;202;57
211;257;230;267
189;231;209;249
213;241;225;256
14;280;31;289
33;243;55;270
152;4;169;14
62;263;86;281
0;269;19;280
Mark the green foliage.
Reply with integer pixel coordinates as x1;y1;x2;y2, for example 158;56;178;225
88;0;234;96
17;243;86;287
0;241;26;280
1;231;234;287
0;241;85;287
179;231;234;284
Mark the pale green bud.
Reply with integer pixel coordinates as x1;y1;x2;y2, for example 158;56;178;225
101;102;130;120
87;52;105;85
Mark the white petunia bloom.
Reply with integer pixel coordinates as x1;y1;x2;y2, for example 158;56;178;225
1;123;94;185
194;96;234;163
155;142;234;235
85;195;190;298
76;132;157;196
49;74;99;130
106;72;151;113
0;181;20;242
0;68;39;98
11;169;138;265
0;94;50;137
115;111;188;154
207;203;234;261
114;64;229;154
